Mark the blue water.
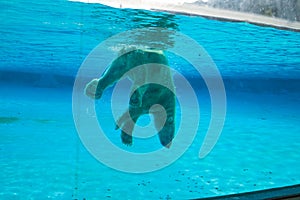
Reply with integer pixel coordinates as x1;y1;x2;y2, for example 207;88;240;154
1;0;300;199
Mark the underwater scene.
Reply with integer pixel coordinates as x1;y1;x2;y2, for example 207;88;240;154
1;0;300;199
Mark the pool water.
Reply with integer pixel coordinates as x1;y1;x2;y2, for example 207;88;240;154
1;0;300;199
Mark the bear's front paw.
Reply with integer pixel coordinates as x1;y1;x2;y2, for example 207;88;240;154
84;79;103;99
121;131;133;146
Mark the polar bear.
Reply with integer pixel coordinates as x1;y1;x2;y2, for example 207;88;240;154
85;48;175;148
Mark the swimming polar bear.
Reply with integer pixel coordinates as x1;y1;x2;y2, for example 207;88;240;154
85;48;175;148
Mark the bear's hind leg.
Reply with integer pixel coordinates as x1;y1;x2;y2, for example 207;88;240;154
153;88;176;148
115;107;142;146
153;109;175;148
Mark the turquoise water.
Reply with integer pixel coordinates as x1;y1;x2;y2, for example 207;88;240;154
1;0;300;199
